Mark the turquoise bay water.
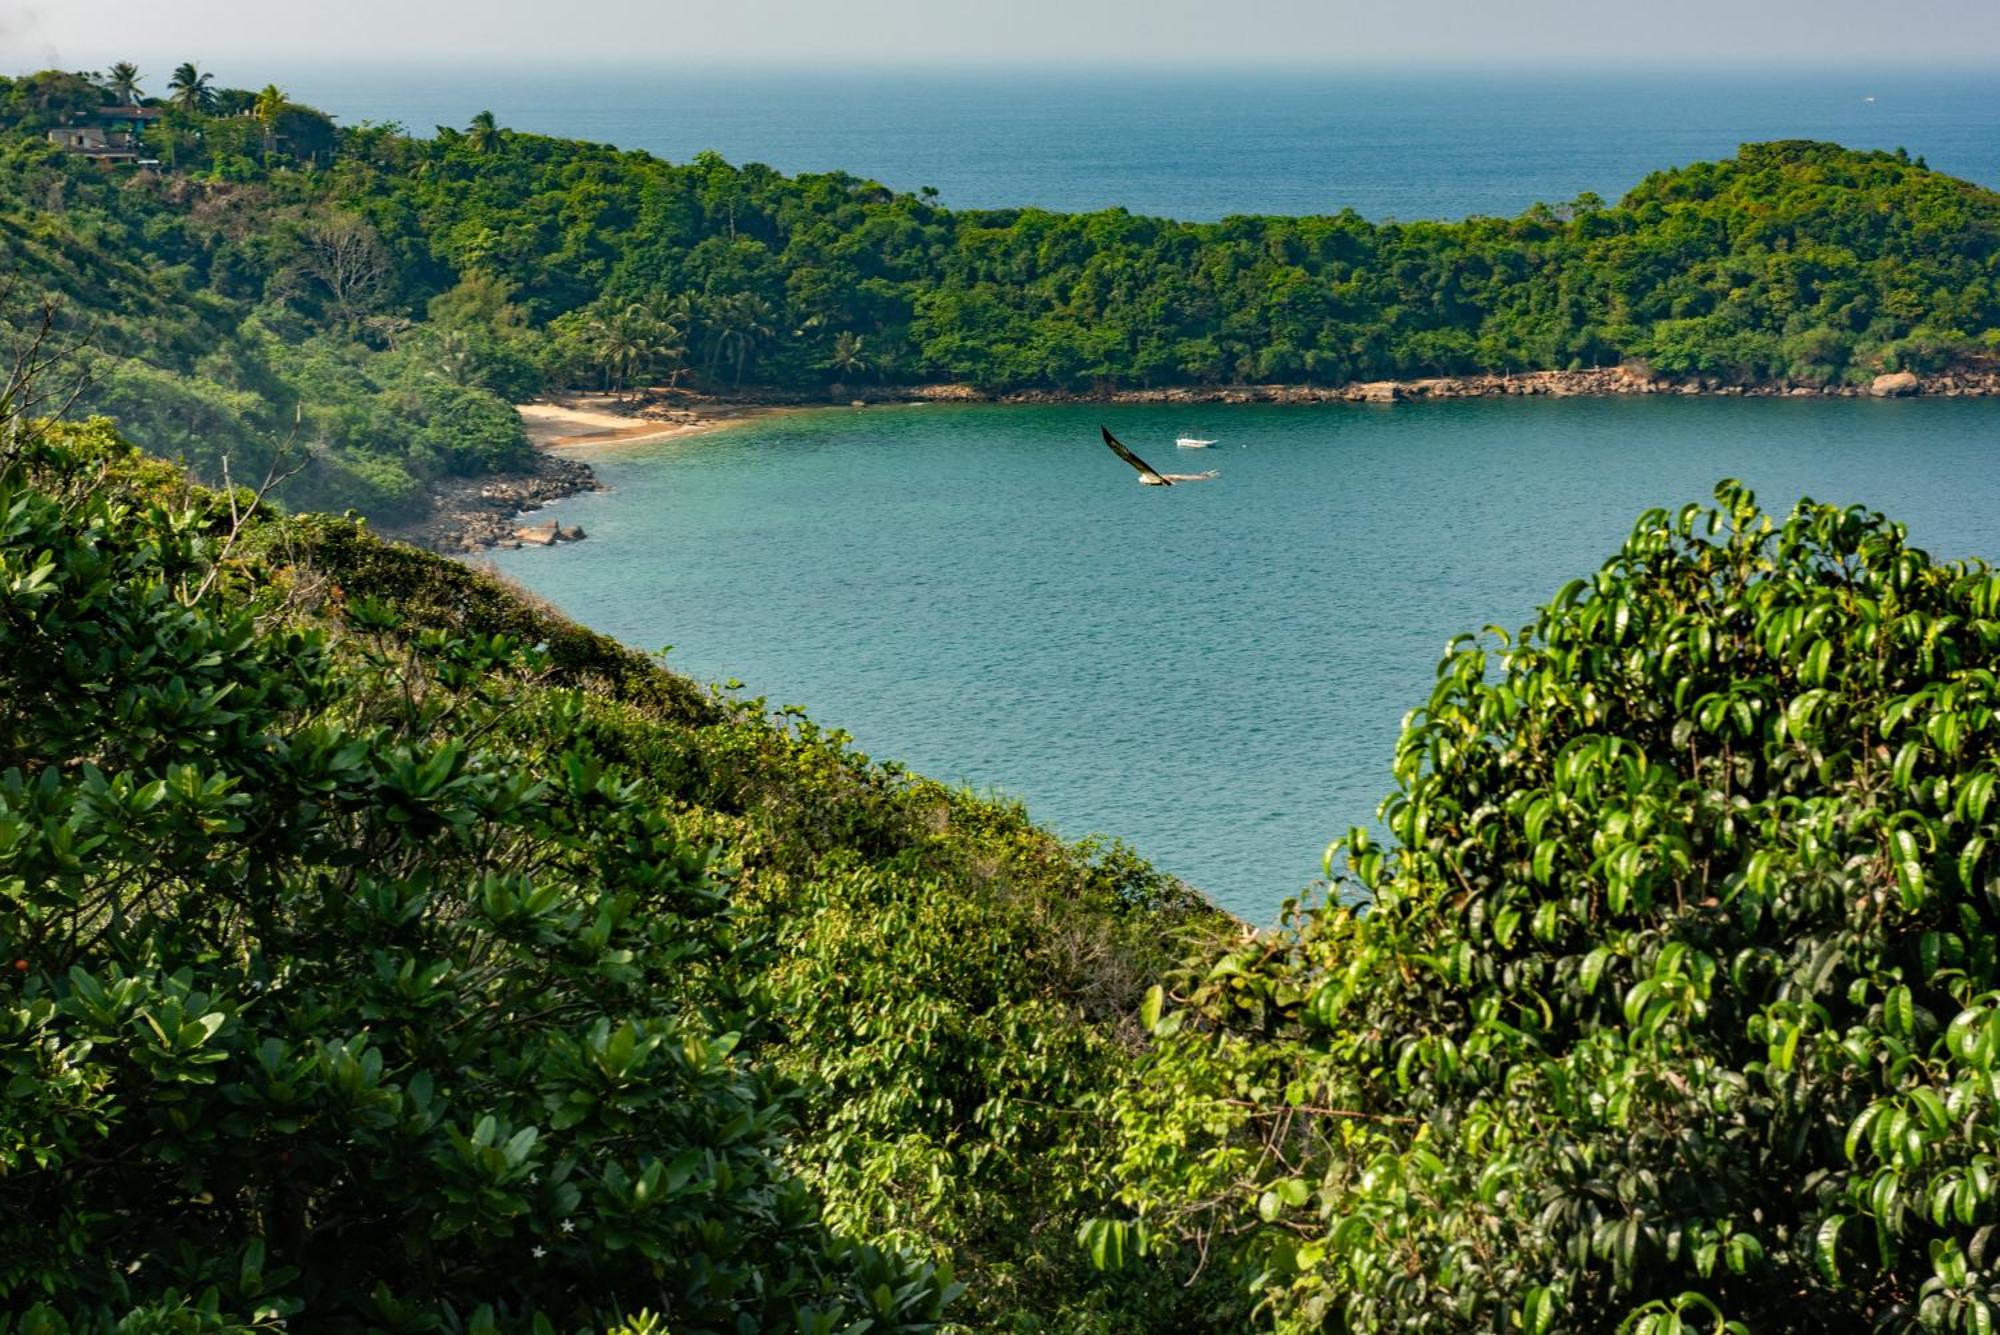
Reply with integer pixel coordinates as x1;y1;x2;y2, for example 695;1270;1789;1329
263;66;2000;220
492;399;2000;919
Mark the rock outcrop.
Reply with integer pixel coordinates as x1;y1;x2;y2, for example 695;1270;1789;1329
1870;370;1922;397
381;452;601;555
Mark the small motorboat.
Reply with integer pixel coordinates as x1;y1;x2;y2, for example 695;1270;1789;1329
1101;426;1218;485
1176;436;1217;448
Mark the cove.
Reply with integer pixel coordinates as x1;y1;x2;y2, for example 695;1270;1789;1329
490;397;2000;919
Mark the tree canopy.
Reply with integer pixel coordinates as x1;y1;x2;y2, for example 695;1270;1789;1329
1106;482;2000;1332
3;67;2000;520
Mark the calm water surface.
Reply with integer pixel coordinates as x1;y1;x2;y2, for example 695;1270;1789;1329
263;66;2000;220
492;398;2000;918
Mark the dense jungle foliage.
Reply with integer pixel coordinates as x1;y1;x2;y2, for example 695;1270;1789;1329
5;64;2000;519
1104;483;2000;1332
0;415;1228;1331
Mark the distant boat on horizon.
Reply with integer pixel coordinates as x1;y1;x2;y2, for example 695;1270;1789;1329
1176;435;1217;448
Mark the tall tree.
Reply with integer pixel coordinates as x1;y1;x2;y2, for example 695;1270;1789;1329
466;109;503;155
295;212;392;325
252;84;288;160
104;62;143;106
165;62;214;113
710;293;775;387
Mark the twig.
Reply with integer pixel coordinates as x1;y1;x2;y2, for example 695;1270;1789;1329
185;406;310;605
1222;1097;1415;1126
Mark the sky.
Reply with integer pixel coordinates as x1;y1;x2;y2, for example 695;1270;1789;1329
9;0;2000;72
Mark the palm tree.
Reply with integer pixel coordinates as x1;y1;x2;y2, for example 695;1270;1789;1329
584;301;690;397
466;110;503;155
630;298;689;389
826;331;869;379
730;296;775;387
587;313;646;397
706;293;775;387
166;63;215;113
252;84;288;160
105;62;143;106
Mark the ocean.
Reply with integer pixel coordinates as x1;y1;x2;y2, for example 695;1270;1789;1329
203;64;2000;915
490;398;2000;920
262;65;2000;220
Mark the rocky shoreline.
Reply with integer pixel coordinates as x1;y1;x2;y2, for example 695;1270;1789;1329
383;450;602;555
392;367;1995;554
908;365;1996;405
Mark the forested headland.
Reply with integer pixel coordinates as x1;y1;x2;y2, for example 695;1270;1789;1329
5;64;2000;523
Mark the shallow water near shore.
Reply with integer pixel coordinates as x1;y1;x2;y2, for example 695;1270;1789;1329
493;397;2000;919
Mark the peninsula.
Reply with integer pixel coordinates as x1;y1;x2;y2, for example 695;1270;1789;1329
4;66;1999;538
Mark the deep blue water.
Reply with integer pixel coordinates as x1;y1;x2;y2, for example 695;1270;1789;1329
258;66;2000;220
491;399;2000;919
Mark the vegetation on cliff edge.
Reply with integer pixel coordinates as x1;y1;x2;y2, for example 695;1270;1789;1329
0;416;1225;1331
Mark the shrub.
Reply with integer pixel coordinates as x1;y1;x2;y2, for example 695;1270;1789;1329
0;425;957;1331
1110;481;2000;1332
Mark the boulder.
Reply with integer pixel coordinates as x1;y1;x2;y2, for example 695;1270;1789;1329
557;524;587;542
1870;370;1921;398
513;522;560;547
1358;381;1405;403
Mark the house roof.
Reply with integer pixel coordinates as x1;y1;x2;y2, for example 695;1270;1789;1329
98;105;163;120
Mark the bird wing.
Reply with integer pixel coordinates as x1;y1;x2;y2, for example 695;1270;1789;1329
1101;426;1170;484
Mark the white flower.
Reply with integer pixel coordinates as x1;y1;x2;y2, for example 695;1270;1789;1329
560;1219;575;1233
532;1245;547;1259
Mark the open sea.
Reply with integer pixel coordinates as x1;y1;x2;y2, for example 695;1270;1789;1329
264;66;2000;220
238;65;2000;916
491;399;2000;920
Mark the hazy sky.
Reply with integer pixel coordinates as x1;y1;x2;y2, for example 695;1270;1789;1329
10;0;2000;71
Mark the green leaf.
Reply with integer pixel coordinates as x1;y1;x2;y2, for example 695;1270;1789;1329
1139;984;1164;1034
1817;1214;1847;1282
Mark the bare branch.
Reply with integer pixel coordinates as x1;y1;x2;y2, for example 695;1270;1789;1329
0;284;96;470
185;405;311;605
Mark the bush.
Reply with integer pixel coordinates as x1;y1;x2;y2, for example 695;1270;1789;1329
405;379;533;476
0;425;957;1331
1110;481;2000;1332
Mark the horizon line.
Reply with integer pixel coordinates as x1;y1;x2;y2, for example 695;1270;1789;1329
19;55;2000;78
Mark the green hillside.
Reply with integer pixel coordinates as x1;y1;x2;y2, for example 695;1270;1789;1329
10;61;2000;1335
0;417;1227;1331
6;66;2000;521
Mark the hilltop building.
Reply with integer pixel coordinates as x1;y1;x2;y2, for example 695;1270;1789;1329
47;104;161;166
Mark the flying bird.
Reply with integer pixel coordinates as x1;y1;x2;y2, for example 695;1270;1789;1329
1100;426;1218;485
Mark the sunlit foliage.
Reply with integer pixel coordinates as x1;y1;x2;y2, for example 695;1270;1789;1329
1109;482;2000;1332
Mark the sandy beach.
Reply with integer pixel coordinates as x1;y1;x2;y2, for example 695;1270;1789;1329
516;396;776;450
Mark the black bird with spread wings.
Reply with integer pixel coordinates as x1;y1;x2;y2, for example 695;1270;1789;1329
1100;426;1218;485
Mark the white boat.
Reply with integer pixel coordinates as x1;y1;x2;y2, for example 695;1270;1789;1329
1175;436;1217;448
